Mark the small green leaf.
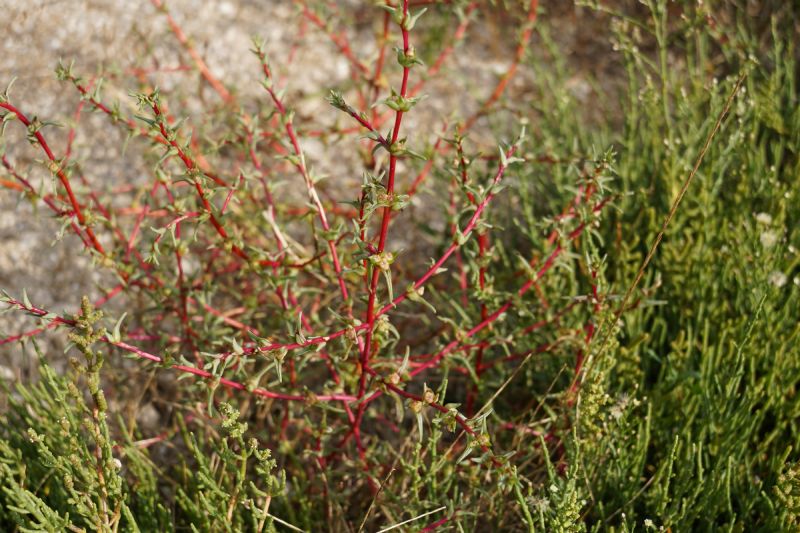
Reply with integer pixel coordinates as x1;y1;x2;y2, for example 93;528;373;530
403;8;427;31
22;289;32;309
109;312;128;344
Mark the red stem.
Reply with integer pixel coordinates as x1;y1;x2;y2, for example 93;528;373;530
1;102;106;255
257;56;350;302
358;0;412;403
150;0;234;104
2;297;354;403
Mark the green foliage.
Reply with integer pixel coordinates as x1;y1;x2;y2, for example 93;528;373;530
0;336;285;532
505;1;800;530
1;1;798;531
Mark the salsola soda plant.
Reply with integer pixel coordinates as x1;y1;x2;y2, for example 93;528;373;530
1;0;799;531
